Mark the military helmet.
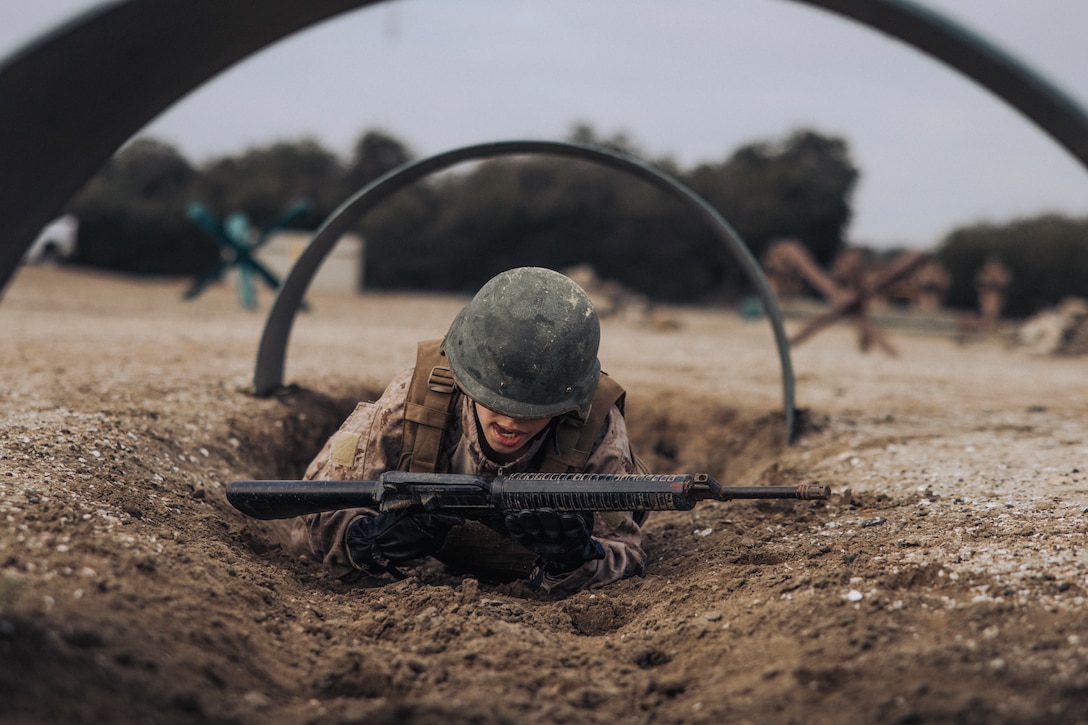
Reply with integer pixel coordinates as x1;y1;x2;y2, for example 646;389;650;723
442;267;601;419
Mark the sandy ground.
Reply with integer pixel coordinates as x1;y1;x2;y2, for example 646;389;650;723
1;266;1087;724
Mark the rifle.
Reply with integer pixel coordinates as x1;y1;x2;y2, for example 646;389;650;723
226;471;830;520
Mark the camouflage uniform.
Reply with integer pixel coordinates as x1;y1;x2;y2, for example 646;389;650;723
291;367;646;594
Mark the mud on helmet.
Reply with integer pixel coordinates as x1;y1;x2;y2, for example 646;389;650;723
442;267;601;419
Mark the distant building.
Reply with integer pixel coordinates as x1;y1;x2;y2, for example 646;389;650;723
255;231;364;295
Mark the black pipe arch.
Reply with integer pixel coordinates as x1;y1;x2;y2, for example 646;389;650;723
2;0;1088;293
250;140;799;441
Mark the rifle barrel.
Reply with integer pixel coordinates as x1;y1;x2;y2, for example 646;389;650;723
699;483;831;501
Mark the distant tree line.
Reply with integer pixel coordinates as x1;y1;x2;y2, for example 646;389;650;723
64;125;857;302
63;124;1087;313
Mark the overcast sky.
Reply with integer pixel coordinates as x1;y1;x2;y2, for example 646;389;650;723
3;0;1088;249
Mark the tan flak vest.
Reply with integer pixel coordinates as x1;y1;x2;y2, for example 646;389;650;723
398;339;629;474
397;339;638;579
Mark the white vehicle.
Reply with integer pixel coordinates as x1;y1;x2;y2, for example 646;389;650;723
23;215;78;264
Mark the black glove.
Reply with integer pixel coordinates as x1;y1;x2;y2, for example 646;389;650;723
504;509;605;575
346;507;463;575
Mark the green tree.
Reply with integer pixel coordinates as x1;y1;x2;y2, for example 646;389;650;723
566;122;643;157
343;130;415;194
68;138;216;274
73;137;194;208
195;138;343;228
360;125;858;302
362;151;727;301
685;129;858;269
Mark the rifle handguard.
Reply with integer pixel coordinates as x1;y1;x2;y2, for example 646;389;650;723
498;473;701;511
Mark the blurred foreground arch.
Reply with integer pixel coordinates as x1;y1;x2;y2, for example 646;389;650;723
248;139;801;441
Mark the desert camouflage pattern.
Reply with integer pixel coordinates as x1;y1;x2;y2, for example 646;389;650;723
291;368;646;593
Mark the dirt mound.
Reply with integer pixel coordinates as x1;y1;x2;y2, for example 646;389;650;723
2;267;1088;724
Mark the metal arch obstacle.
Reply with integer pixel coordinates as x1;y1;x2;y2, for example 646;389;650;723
252;140;801;443
4;0;1088;295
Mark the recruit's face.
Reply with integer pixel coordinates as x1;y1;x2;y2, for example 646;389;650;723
474;403;552;457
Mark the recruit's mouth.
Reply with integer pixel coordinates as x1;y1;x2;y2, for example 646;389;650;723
490;423;529;449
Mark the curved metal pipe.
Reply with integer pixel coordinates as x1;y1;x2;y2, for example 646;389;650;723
794;0;1088;171
253;140;799;442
